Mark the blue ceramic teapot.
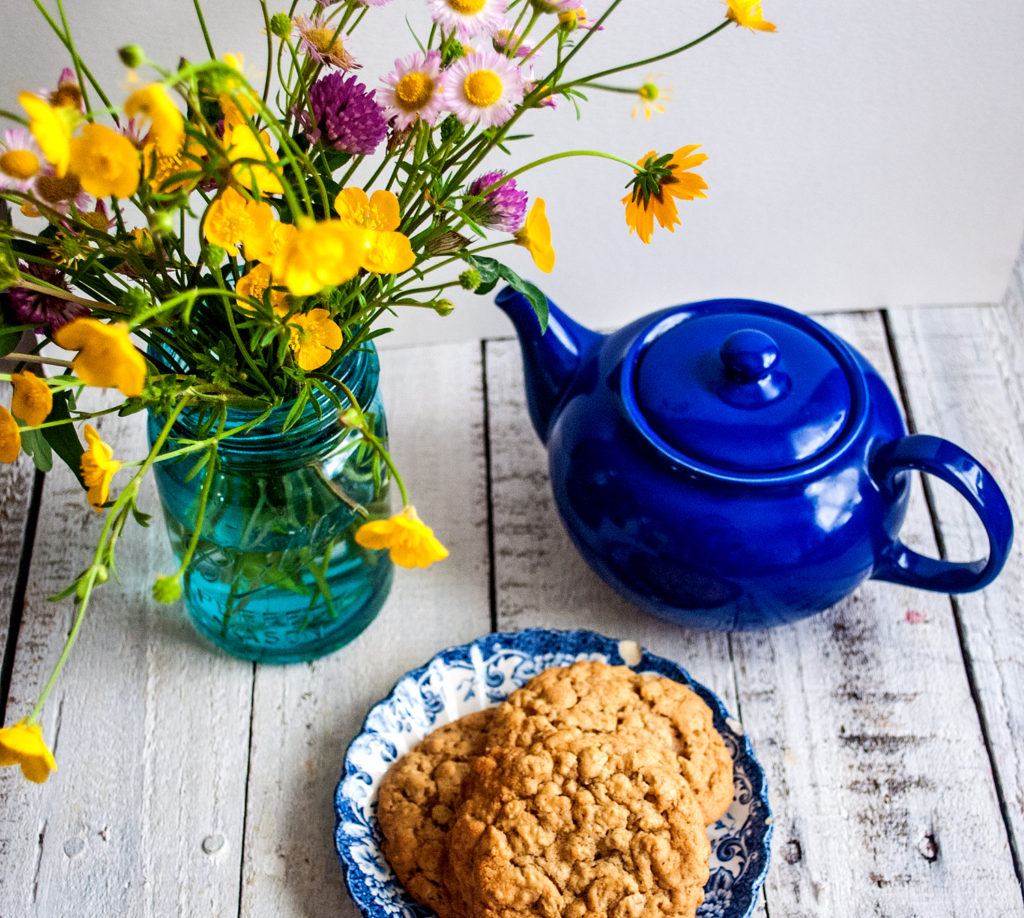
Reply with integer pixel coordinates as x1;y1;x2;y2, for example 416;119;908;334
496;287;1013;630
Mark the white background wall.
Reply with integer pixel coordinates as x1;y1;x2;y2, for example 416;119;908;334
3;0;1024;346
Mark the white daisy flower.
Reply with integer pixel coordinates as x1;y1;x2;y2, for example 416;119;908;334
440;48;525;128
429;0;508;41
379;50;445;130
0;128;42;192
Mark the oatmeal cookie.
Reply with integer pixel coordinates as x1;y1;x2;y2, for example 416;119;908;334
444;727;710;918
377;708;494;917
487;661;733;824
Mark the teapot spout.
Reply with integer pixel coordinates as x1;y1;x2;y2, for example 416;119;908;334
495;285;601;443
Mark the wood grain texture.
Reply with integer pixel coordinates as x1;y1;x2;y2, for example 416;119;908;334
731;310;1021;917
0;379;36;664
888;302;1024;872
0;408;253;917
239;341;491;918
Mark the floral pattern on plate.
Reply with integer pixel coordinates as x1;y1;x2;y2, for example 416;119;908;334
335;628;772;918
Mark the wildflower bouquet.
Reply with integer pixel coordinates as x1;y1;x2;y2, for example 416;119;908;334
0;0;774;783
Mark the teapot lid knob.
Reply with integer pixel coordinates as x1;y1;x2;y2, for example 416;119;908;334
625;301;868;474
720;329;779;383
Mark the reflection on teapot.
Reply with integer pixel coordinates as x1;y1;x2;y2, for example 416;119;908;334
496;286;1013;630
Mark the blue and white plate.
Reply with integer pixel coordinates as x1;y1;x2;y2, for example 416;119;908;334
335;628;772;918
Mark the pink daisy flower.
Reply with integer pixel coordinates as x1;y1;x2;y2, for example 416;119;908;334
293;15;359;70
558;6;602;30
440;49;524;128
534;0;579;12
0;128;42;192
379;50;445;130
492;26;539;59
30;163;92;217
429;0;507;40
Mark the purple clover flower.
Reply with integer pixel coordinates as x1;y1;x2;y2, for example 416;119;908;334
7;262;87;333
467;171;529;233
304;72;387;156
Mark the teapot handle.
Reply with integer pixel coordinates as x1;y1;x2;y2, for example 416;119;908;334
870;434;1013;593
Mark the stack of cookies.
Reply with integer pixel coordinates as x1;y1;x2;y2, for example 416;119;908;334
377;661;734;918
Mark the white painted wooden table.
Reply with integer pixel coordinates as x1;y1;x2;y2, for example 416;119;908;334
1;300;1022;917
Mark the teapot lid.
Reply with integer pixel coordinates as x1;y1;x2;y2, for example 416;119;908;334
623;299;868;474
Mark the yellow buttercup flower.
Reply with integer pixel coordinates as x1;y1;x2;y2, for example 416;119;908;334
10;371;52;427
124;84;185;157
203;187;274;259
334;187;402;232
333;188;413;273
724;0;776;32
0;718;57;783
622;146;708;244
242;215;296;265
142;136;205;194
54;318;147;397
0;405;21;464
287;309;344;371
81;423;121;510
236;263;288;313
224;123;284;196
360;231;416;274
18;91;76;177
271;220;363;296
219;91;259;132
514;198;555;273
354;505;449;569
68;123;141;199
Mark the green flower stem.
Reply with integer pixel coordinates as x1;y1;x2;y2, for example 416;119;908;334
49;0;113;114
518;23;558;66
335;379;408;507
337;155;366;193
509;3;536;42
486;149;643;189
2;353;73;370
213;266;274;392
191;0;218;59
31;398;188;721
563;21;730;88
8;405;123;433
551;0;626;75
586;82;643;95
144;406;275;466
129;286;237;327
169;441;218;582
259;1;275;103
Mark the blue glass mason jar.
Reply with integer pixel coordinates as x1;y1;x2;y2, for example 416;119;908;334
147;343;392;663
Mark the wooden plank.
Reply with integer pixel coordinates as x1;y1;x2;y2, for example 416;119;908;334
0;405;253;916
239;341;491;917
0;379;37;665
888;302;1024;869
731;310;1020;916
484;336;763;917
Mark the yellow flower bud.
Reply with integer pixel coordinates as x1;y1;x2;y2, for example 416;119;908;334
10;371;52;427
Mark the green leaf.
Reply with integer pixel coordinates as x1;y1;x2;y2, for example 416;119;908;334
41;391;85;487
131;504;153;528
465;254;501;295
0;322;29;359
19;427;53;472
